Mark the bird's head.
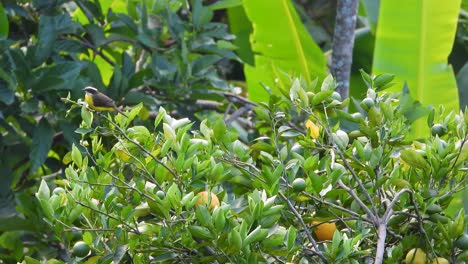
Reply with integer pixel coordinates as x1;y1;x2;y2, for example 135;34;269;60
83;86;99;94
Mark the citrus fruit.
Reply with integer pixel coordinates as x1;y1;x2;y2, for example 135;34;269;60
195;191;220;210
431;124;447;137
431;257;449;264
312;221;336;241
360;97;375;110
292;178;306;192
156;190;165;199
455;234;468;250
72;241;90;258
405;248;426;264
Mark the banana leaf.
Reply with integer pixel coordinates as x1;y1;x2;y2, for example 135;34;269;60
372;0;461;138
242;0;327;102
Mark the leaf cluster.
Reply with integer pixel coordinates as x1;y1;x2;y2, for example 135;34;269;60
32;73;468;263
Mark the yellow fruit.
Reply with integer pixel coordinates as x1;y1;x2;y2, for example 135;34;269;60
195;191;220;211
405;248;427;264
312;221;336;241
305;120;320;139
431;257;449;264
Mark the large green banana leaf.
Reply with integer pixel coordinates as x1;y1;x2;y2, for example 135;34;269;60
372;0;461;138
242;0;327;102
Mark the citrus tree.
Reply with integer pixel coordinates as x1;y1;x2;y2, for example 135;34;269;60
0;0;238;259
33;74;468;263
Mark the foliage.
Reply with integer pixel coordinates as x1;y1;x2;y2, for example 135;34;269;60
241;0;327;102
0;0;238;260
372;0;461;138
32;73;468;263
1;0;467;263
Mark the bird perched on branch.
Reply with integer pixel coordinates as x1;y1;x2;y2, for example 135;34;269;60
82;86;128;117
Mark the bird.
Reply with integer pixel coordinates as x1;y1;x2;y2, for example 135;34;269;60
82;86;128;117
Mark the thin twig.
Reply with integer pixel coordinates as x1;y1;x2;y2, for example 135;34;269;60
337;180;376;224
382;189;411;222
303;193;371;223
335;149;378;216
102;114;179;180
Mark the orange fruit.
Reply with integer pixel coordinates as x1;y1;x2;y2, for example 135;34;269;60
312;221;336;241
195;191;220;210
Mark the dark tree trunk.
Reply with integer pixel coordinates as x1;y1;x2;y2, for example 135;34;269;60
331;0;359;100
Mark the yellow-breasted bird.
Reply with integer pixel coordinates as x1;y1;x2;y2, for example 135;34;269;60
83;86;128;117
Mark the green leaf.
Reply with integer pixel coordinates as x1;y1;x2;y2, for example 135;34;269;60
195;206;212;227
166;183;181;209
243;225;268;246
192;0;213;29
81;106;93;128
212;207;226;232
286;225;296;250
188;225;213;240
227;6;254;65
360;0;380;34
29;118;54;172
320;74;336;91
400;149;429;171
35;14;81;64
243;0;327;102
373;0;460;138
451;208;465;238
209;0;242;10
0;2;8;40
35;180;53;220
228;229;242;253
71;144;83;168
312;90;334;105
36;180;50;202
456;62;468;109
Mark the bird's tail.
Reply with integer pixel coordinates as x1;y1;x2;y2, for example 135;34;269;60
115;107;129;118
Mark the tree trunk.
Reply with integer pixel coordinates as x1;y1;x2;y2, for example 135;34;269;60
331;0;359;100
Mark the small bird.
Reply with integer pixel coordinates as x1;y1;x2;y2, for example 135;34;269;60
82;86;128;117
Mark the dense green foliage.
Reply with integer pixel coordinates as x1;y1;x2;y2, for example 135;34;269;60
36;74;468;263
0;0;467;263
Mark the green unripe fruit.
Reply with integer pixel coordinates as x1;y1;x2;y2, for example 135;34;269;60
53;187;65;195
360;98;375;111
431;124;447;137
426;204;442;214
330;92;342;101
292;178;306;192
72;241;90;258
156;190;166;199
455;234;468;250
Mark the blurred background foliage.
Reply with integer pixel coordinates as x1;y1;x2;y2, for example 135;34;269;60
0;0;466;262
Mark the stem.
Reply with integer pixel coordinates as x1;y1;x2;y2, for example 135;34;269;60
335;149;378;216
374;223;387;264
382;189;411;222
103;114;179;180
375;189;411;263
338;180;376;223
